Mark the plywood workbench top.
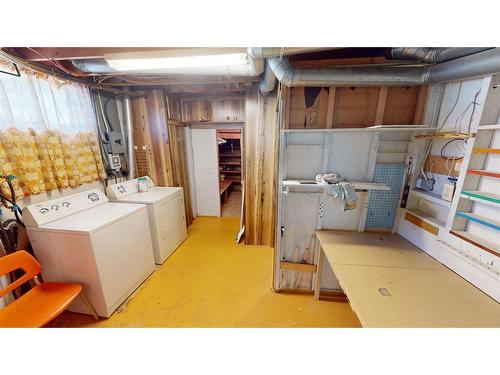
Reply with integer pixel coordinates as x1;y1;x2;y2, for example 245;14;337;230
316;231;444;270
315;230;500;327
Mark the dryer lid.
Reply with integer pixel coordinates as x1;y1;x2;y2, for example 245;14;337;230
109;187;182;205
106;176;154;199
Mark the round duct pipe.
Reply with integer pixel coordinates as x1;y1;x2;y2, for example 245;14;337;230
391;47;492;63
266;48;500;87
247;47;334;59
72;59;117;74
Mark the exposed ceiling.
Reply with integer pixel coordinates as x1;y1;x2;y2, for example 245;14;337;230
2;47;418;95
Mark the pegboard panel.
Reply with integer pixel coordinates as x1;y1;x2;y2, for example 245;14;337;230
366;164;405;228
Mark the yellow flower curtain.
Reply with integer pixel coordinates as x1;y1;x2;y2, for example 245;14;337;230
0;61;105;199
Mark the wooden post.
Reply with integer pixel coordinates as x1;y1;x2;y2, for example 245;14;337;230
325;86;336;129
374;86;388;125
314;242;324;300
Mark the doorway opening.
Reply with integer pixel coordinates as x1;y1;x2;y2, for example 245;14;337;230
217;129;242;217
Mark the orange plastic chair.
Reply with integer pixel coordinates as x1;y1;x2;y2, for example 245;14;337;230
0;250;95;327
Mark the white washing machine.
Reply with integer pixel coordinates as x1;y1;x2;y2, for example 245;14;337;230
106;177;187;264
23;188;155;318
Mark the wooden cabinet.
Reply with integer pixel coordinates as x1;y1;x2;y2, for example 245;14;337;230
181;98;245;123
212;99;245;123
187;100;212;122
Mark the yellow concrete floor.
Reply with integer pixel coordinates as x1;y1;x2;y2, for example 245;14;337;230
221;190;241;217
49;217;360;328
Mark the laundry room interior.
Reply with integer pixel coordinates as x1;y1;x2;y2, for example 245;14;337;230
1;38;500;331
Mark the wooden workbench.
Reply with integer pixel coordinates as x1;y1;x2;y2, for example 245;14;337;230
314;230;500;327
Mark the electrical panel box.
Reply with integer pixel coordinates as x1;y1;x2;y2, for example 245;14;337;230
108;131;126;154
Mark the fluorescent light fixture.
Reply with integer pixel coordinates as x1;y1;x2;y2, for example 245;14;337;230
106;51;248;72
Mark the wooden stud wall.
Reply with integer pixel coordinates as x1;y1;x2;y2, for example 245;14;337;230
285;85;429;129
289;87;330;129
244;85;279;246
332;86;380;127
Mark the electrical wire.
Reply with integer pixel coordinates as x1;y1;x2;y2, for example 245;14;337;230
26;47;91;78
103;96;115;132
441;139;466;177
418;82;464;181
437;82;463;132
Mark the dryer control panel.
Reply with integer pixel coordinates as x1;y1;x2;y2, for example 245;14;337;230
106;176;154;199
23;189;109;227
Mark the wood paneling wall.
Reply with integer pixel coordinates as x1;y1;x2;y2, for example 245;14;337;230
168;120;194;225
131;90;193;225
132;90;174;186
286;85;429;129
244;85;279;246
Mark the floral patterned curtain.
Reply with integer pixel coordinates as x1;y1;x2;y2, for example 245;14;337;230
0;60;105;199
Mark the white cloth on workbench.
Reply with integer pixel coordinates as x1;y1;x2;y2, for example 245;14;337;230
315;173;358;211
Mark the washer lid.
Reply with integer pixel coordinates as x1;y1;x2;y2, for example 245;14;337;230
39;202;146;234
110;187;182;205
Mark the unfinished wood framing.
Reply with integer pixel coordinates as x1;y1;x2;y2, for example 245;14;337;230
244;85;279;246
374;86;388;125
382;86;420;125
284;84;429;129
289;87;330;129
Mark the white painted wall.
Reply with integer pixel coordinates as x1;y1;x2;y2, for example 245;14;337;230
190;128;220;217
279;130;379;290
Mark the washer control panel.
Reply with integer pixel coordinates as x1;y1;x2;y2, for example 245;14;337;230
106;176;154;199
23;189;108;227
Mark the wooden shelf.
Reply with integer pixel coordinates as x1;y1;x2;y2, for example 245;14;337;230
456;212;500;231
450;231;500;257
461;191;500;209
219;162;241;166
472;148;500;154
415;132;472;140
406;209;446;229
284;125;436;133
467;169;500;179
410;189;452;208
478;124;500;131
282;180;390;192
219;152;241;157
219;170;241;174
